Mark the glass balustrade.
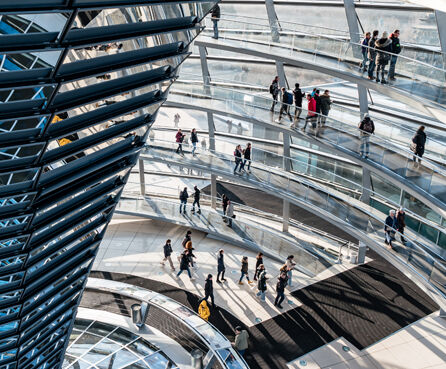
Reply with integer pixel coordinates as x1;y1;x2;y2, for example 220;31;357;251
117;197;327;277
201;16;446;102
168;83;446;209
141;141;446;307
211;14;446;71
144;134;446;249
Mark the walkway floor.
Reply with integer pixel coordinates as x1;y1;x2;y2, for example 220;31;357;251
90;215;439;369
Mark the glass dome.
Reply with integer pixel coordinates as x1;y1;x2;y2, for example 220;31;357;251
63;318;178;369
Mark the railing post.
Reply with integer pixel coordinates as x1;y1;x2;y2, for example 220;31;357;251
139;158;145;197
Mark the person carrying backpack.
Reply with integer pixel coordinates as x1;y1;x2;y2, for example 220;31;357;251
179;187;189;214
278;87;293;122
175;129;185;155
269;76;279;112
358;113;375;159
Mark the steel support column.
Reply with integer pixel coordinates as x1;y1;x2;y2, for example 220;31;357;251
139;159;146;197
343;0;361;58
360;167;372;204
276;61;288;89
198;45;211;86
207;112;216;151
283;133;291;231
211;174;217;209
265;0;280;43
358;84;369;118
435;11;446;67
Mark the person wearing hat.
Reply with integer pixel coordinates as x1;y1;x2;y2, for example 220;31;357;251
374;31;392;84
358;113;375;159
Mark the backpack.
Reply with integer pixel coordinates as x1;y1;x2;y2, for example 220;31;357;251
362;119;374;133
269;84;274;94
285;91;293;105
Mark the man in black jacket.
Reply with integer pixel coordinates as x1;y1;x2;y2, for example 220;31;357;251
367;30;379;80
389;30;401;81
192;185;201;214
293;83;305;123
211;4;220;39
204;274;215;307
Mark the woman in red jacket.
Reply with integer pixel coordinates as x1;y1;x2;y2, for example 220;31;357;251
302;94;317;131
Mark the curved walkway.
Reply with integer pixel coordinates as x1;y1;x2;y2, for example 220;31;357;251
117;197;335;277
141;142;446;310
166;85;446;218
195;35;446;122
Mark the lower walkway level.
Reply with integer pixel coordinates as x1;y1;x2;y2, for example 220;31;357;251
90;215;440;369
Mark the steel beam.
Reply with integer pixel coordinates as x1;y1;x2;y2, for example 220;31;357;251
343;0;362;58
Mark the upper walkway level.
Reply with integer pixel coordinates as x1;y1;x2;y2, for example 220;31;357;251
166;83;446;219
197;16;446;122
404;0;446;12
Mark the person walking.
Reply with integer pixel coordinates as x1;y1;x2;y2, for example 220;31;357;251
176;250;193;279
384;210;398;248
292;83;306;124
388;30;401;81
358;113;375;159
239;256;253;285
185;240;196;268
269;76;279;112
204;274;215;307
226;200;234;227
211;4;220;39
285;255;296;287
179;187;188;214
375;31;392;84
198;299;210;321
243;143;252;173
360;32;371;72
191;185;201;214
319;90;332;125
234;327;249;357
161;239;175;271
233;145;244;174
274;271;288;309
253;252;264;281
174;113;181;128
216;249;227;283
368;30;379;80
278;87;293;122
396;207;406;244
411;125;426;166
191;128;198;156
256;264;268;302
175;129;185;155
222;194;229;216
302;94;317;131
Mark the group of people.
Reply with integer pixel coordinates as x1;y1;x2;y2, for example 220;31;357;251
233;143;252;175
179;185;201;214
358;114;427;164
175;128;199;156
360;29;401;84
384;208;406;247
269;76;332;131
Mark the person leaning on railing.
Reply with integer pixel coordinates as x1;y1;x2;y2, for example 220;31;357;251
389;30;401;81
